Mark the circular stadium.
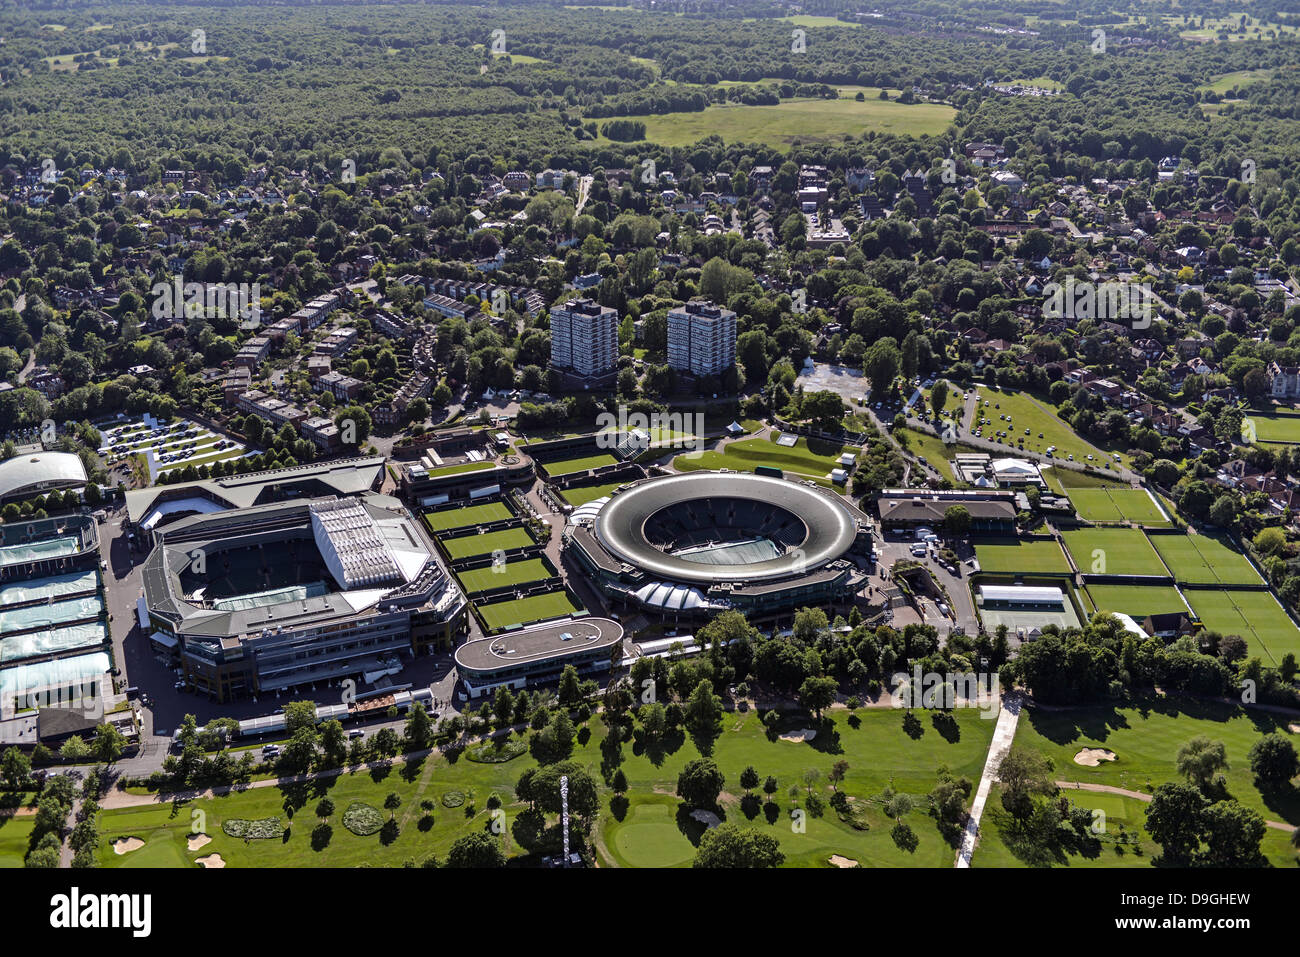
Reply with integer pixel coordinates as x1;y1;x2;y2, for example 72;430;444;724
567;472;868;618
595;472;857;584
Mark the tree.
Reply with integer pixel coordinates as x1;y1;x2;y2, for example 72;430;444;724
1197;800;1267;868
1177;737;1229;791
384;792;402;818
799;675;837;719
1145;782;1209;866
683;679;723;746
333;405;371;447
1248;734;1298;788
529;762;600;820
92;723;127;763
557;665;583;707
943;505;971;536
0;746;32;790
445;832;506;868
739;766;759;794
829;760;850;791
996;748;1055;819
929;379;949;418
676;758;725;808
693;823;784;868
404;702;433;750
283;700;318;735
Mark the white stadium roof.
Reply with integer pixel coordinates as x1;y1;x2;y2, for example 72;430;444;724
0;451;87;500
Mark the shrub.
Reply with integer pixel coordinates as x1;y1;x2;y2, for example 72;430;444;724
341;801;384;836
221;817;283;840
441;790;466;808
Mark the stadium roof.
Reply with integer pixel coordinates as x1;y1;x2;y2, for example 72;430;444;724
594;472;859;585
125;456;386;524
455;617;623;675
0;451;87;500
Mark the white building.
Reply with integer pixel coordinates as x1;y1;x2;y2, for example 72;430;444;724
667;300;736;377
549;298;619;380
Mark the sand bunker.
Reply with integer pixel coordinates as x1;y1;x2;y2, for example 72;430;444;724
829;855;859;868
112;837;144;855
779;728;817;743
1074;748;1117;767
689;809;721;828
188;833;212;852
195;853;226;868
1289;724;1300;734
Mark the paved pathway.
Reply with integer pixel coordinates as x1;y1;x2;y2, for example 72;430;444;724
1054;780;1296;833
955;692;1022;867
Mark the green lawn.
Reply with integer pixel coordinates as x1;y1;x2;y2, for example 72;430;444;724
441;526;534;560
1197;68;1274;94
596;94;954;150
1042;467;1128;494
974;538;1071;574
673;434;852;488
560;482;624;507
423;501;512;533
0;814;35;868
1060;528;1167;577
897;428;982;484
601;707;997;868
973;786;1159;868
1184;589;1300;666
968;387;1121;470
424;459;496;478
457;559;553;594
1149;533;1263;586
1243;409;1300;444
544;453;619;476
1068;487;1170;525
1006;697;1300;844
1085;584;1190;618
477;591;579;631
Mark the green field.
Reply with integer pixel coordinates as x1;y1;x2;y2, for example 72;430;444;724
897;428;982;484
601;707;997;868
968;388;1121;470
1149;533;1262;586
1197;68;1274;94
974;538;1071;574
1243;409;1300;444
973;786;1158;868
1184;589;1300;666
477;590;579;631
424;459;497;478
423;501;512;533
1085;584;1189;618
545;453;619;476
1060;528;1167;577
596;95;954;150
1068;487;1169;525
441;526;534;559
1042;467;1127;493
457;558;553;594
1005;698;1300;846
673;434;852;488
93;705;1000;869
0;814;35;868
560;482;624;507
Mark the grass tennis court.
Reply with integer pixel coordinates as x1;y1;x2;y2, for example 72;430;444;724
545;453;619;476
973;539;1070;574
1068;487;1169;525
1149;533;1262;586
424;501;512;533
561;482;623;507
1085;584;1188;618
441;526;534;560
1242;409;1300;444
1060;528;1167;577
457;559;553;594
1185;590;1300;666
477;590;579;631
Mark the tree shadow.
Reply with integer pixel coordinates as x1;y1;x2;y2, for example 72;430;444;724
902;710;924;740
931;711;961;743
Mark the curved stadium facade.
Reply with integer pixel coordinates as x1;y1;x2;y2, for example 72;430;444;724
566;472;871;619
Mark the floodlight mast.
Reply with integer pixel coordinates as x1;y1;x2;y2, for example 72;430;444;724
560;774;570;866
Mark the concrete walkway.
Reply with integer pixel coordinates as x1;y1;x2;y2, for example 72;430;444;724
1054;780;1296;833
955;692;1022;867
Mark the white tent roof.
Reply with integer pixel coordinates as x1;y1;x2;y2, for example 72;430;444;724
633;581;714;611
